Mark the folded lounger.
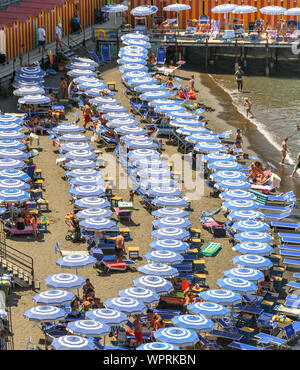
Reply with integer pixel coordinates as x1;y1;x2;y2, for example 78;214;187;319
200;242;222;256
260;204;294;212
228;341;268;350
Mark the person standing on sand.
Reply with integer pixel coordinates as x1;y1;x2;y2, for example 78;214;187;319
114;232;125;262
83;102;92;130
244;97;253;118
281;137;288;164
291;152;300;177
133;315;143;347
37;25;46;53
235;66;244;92
235;128;243;149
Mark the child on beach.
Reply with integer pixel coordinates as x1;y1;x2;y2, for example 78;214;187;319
244;97;253;118
189;75;195;90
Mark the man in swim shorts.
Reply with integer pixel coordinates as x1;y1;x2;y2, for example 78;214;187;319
281;137;288;164
114;232;125;262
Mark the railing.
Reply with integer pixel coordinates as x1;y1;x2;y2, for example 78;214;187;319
5;305;14;350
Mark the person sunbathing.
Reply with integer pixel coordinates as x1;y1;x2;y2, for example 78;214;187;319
187;88;196;99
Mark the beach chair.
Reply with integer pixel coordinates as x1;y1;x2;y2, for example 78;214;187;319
281;237;300;245
263;210;293;222
198;334;220;350
283;324;298;343
227;341;268;350
279;232;300;239
279;246;300;253
156;48;166;66
209;329;243;342
280;251;300;260
185;26;197;36
215;319;240;334
271;221;300;232
87;49;103;65
101;44;111;63
286;281;300;290
260;204;294;212
200;242;222;256
267;191;296;204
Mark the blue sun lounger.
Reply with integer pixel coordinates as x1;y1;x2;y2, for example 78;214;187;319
293;273;300;280
209;329;243;341
280;250;300;259
235;304;263;316
254;333;287;348
271;221;300;231
279;245;300;252
228;341;268;350
260;204;294;212
282;237;300;245
285;300;300;309
279;232;300;239
286;281;300;289
283;259;300;268
267;191;296;203
287;295;300;302
263;210;293;221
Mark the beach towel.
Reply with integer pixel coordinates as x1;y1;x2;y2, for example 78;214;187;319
201;242;222;257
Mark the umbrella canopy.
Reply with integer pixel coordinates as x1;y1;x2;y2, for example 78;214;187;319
97;104;128;113
0;140;25;150
18;95;50;105
76;208;112;220
232;254;273;270
154;327;198;347
260;6;286;14
66;62;96;70
0;122;22;131
211;171;247;182
152;196;188;208
149;239;189;254
106;118;139;129
212;4;237;13
144;250;183;265
188;302;229;318
85;88;113;97
137;167;171;178
51;335;95;350
121;134;148;143
72;76;100;85
124;139;158;150
149;99;178;107
170;118;200;128
168;111;198;120
234;231;273;244
224;267;264;283
119;64;148;73
16;66;45;75
0;188;29;202
217;278;257;294
44;273;85;290
138;263;178;278
176;127;210;135
219;189;256;201
13;86;45;96
79;217;116;232
90;97;120;105
65;150;97;161
134;158;169;168
123;39;151;48
152;207;189;218
15;74;44;82
65;160;98;169
0;114;22;123
128;149;160;161
0;158;25;169
58;134;89;142
85;308;127;326
33;290;75;305
24;306;66;322
194;142;227;152
0;179;30;191
203;153;235;162
131;5;158;16
140;91;175;101
104;297;146;315
0;131;25;140
135;84;166;92
78;82;107;91
0;169;30;182
136;342;179;350
222;199;259;212
115;126;146;136
147;187;182;198
232;5;257;14
127;77;156;85
67;69;96;77
285;7;300;15
12;80;43;89
133;275;173;295
231;220;270;233
228;210;265;222
121;33;149;41
71;57;98;65
61;142;94;152
53;125;84;134
140;178;177;189
215;179;251;190
186;133;220;144
233;242;273;256
152;217;191;229
208;160;242;171
102;4;128;12
199;289;242;305
118;287;159;305
152;227;190;241
164;4;191;12
74;197;111;209
67;320;110;337
56;254;96;269
172;314;214;333
69;185;105;197
66;168;100;178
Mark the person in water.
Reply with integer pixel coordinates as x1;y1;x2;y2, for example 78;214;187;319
235;66;244;92
244;97;253;118
291;152;300;178
281;137;288;164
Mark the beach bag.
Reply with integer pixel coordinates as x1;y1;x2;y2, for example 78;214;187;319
212;226;226;238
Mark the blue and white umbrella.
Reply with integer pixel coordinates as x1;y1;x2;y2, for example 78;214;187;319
219;189;256;201
74;197;110;209
139;178;176;189
170;119;200;128
164;3;191;12
144;250;183;265
121;71;150;80
58;134;89;142
65;150;97;161
215;179;251;190
45;273;85;290
152;227;190;241
119;64;148;73
127;77;156;86
0;158;25;169
149;99;178;107
137;167;171;178
149;240;189;254
66;62;96;70
134;158;168;169
233;242;273;256
33;290;75;305
106;118;139;129
15;74;44;82
231;220;270;233
168;111;198;120
228;210;265;221
156;105;185;115
67;69;96;77
56;254;96;270
186;133;219;144
16;66;45;75
51;335;95;350
199;289;242;305
208;161;243;171
211;171;247;182
90;97;119;105
152;196;188;208
12;80;43;89
97;104;128;113
152;207;189;218
0;131;25;140
65;160;98;169
124;139;158;150
188;302;229;318
115;126;146;136
121;33;149;42
61;142;94;152
222;199;259;212
224;267;264;283
232;254;273;270
67;320;110;337
24;306;66;322
0;169;30;182
152;217;191;229
260;6;286;14
176;127;210;135
86;88;114;97
154;327;199;347
102;4;128;12
147;187;182;198
0;179;30;191
53;125;84;134
121;134;148;143
194;142;227;152
85;308;127;326
78;82;107;91
138;263;178;278
128;149;160;161
217;278;257;294
70;185;105;198
66;168;100;178
203;153;235;162
232;5;257;14
18;95;50;105
234;231;273;243
76;208;112;220
0;114;23;124
0;140;25;150
172;314;214;333
118;287;160;305
79;217;116;232
69;176;105;187
133;275;173;295
135;84;166;93
104;297;146;315
123;39;151;48
73;76;100;85
140;91;175;101
118;57;147;65
212;4;237;13
131;5;158;16
0;189;29;202
136;342;179;350
0;122;23;131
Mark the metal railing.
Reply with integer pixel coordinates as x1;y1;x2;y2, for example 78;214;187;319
5;305;14;350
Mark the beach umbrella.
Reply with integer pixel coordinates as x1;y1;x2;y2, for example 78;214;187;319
215;179;251;190
231;220;270;233
58;134;89;142
106;118;139;129
121;33;149;42
260;6;286;14
169;119;200;128
85;308;127;326
67;69;96;77
78;82;107;91
208;160;242;171
139;178;176;189
127;77;156;86
45;273;85;290
128;149;160;162
0;149;29;160
33;290;75;305
222;199;260;212
152;217;191;229
154;327;199;347
74;197;110;209
232;5;257;29
122;71;150;81
234;231;273;244
164;3;191;12
133;275;173;295
156;105;186;115
152;207;189;218
149;240;189;254
186;133;220;144
135;84;166;92
115;126;146;136
146;187;182;198
79;217;116;232
71;57;98;66
24;306;66;322
152;196;188;208
232;254;273;271
119;64;148;73
13;86;45;96
224;268;264;283
65;160;98;169
15;74;44;82
0;113;24;124
118;57;147;65
0;122;23;131
203;153;235;162
53;125;84;134
212;4;237;13
217;278;257;295
67;320;110;337
219;189;256;201
138;263;178;278
120;134;148;143
12;80;43;89
0;169;30;182
16;66;45;75
65;62;96;70
168;111;198;120
56;254;96;271
65;168;100;178
72;76;100;85
194;142;227;152
65;150;97;161
18;95;50;105
123;39;151;48
228;209;265;222
187;302;229;318
134;158;169;169
85;88;114;97
232;242;273;256
51;335;95;350
199;289;242;305
172;314;214;333
0;179;30;191
144;250;183;265
61;142;94;152
104;297;146;315
152;227;190;241
90;96;119;105
97;104;128;113
136;342;179;350
176;126;210;135
140;91;175;101
131;5;158;16
0;140;25;150
0;189;29;202
0;158;25;169
149;99;178;108
122;45;148;53
211;171;247;182
124;139;158;150
0;131;25;140
69;176;105;187
285;8;300;15
76;208;112;220
102;3;128;26
137;167;171;178
118;287;160;305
